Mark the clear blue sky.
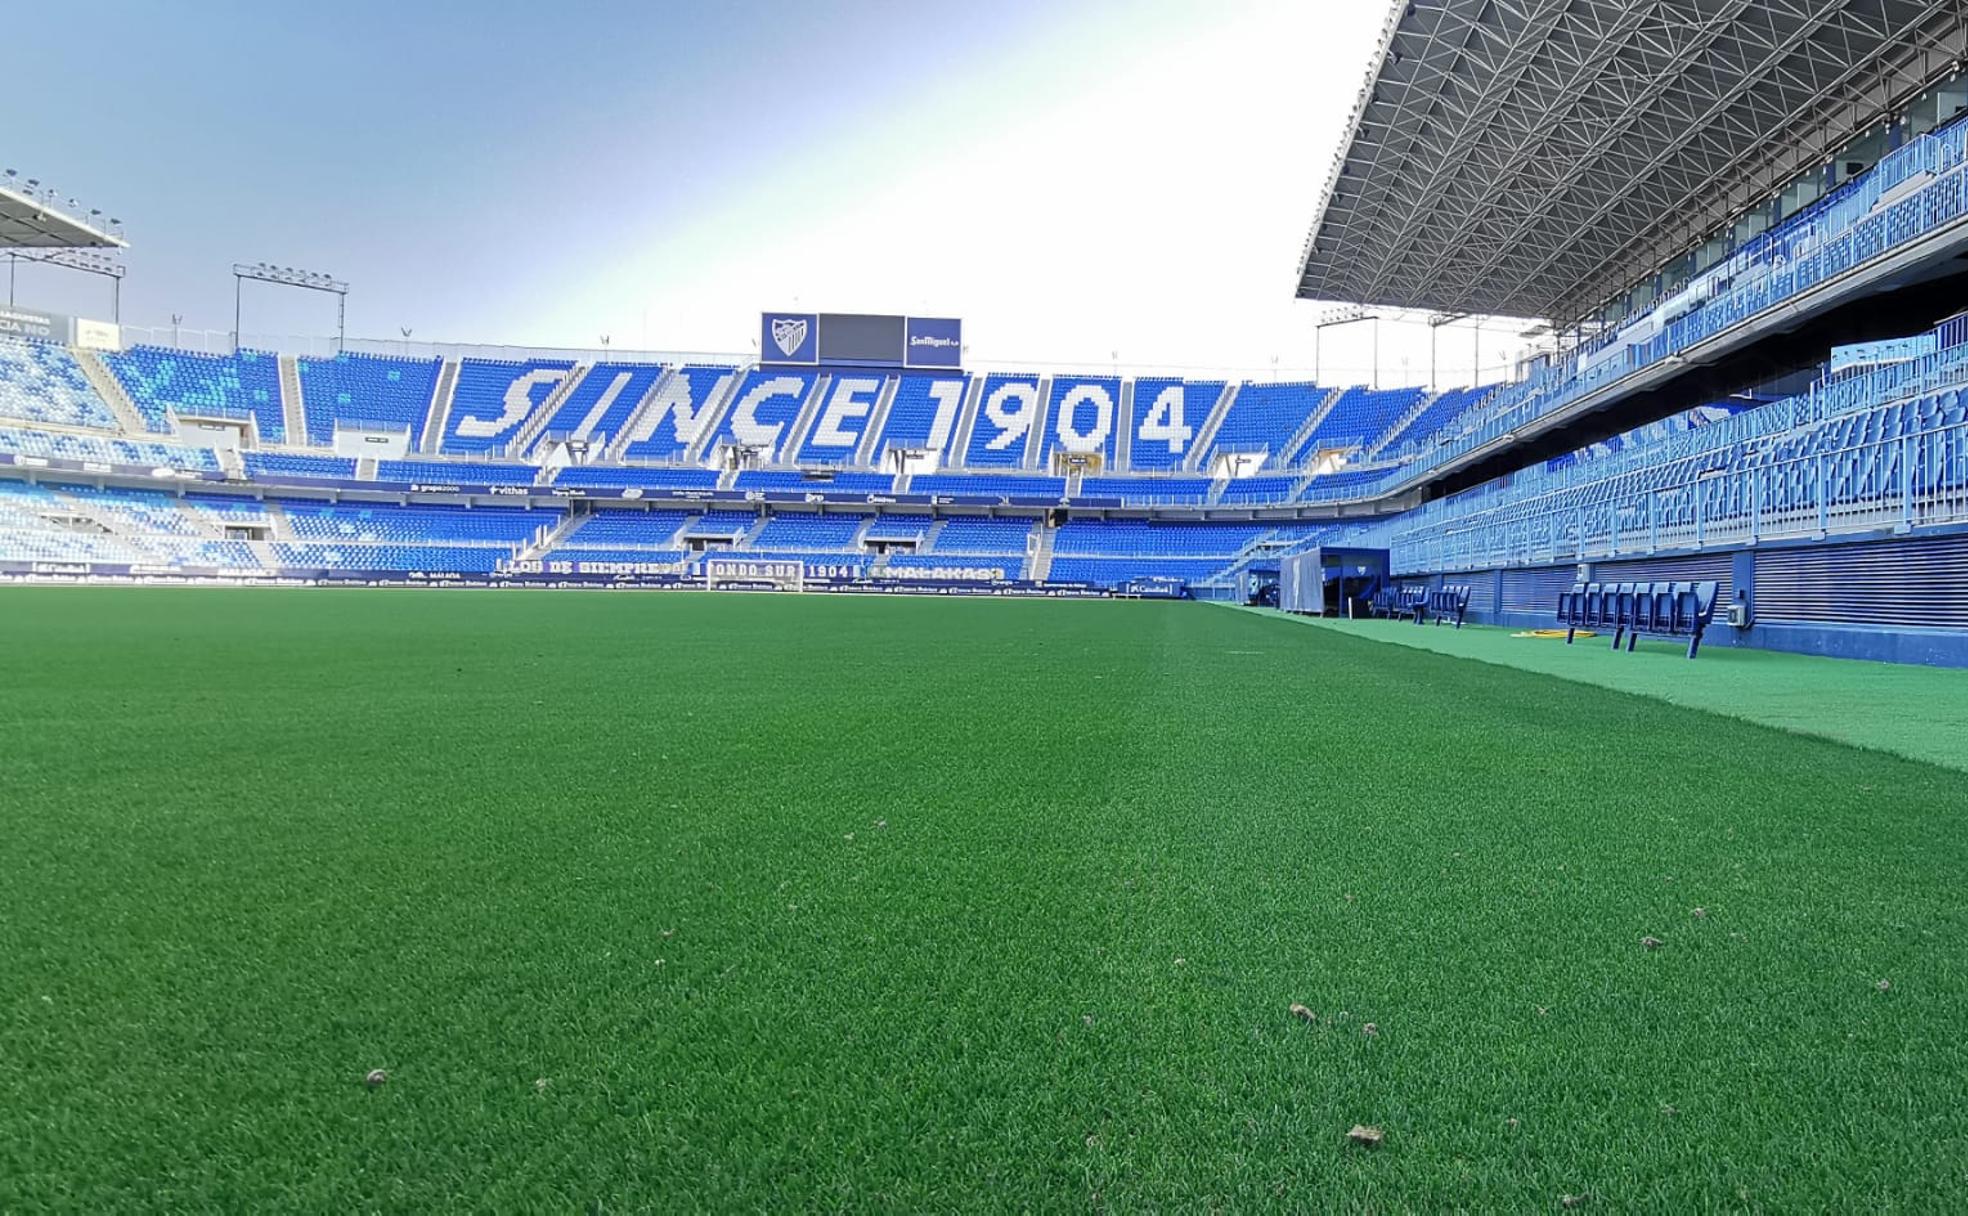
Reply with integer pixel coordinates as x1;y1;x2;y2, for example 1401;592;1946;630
7;1;1528;383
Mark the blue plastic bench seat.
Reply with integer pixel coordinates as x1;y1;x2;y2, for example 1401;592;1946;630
1559;579;1719;658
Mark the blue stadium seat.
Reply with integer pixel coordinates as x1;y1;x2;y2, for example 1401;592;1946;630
619;366;739;461
1;338;121;430
962;373;1045;468
297;352;440;446
869;374;969;462
243;452;355;480
910;474;1065;499
537;362;668;450
700;369;819;461
1203;382;1324;467
100;346;283;439
1035;377;1123;464
441;359;576;454
1126;378;1218;471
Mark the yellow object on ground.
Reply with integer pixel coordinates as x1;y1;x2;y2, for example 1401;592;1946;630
1512;629;1591;639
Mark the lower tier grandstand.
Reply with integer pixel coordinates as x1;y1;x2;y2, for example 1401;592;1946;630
3;310;1965;663
4;288;1968;664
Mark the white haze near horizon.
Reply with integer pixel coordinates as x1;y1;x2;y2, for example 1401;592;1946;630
11;1;1535;387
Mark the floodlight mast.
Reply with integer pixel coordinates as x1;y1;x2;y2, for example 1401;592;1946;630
232;261;349;353
1426;312;1468;391
1313;305;1377;387
7;248;127;320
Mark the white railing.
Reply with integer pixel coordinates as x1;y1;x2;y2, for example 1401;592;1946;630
1393;418;1968;574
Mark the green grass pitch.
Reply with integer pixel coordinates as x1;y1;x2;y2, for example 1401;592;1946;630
4;588;1966;1209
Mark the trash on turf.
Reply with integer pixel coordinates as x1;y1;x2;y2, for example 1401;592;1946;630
1289;1003;1316;1023
1641;935;1663;950
1561;1194;1590;1209
364;1069;387;1088
1345;1124;1383;1148
660;928;674;938
1692;907;1707;919
535;1077;550;1093
1362;1022;1378;1037
1506;1117;1520;1129
1877;979;1892;992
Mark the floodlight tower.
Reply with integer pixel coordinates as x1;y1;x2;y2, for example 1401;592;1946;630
1;166;128;322
1313;305;1377;387
1426;312;1468;391
7;249;127;319
232;262;349;353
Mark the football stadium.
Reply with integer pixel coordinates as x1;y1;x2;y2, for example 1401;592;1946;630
6;1;1968;1208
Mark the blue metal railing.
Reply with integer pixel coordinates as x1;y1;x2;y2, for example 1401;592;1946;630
1390;412;1968;575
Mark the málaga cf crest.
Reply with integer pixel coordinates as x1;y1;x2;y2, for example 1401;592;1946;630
771;317;808;358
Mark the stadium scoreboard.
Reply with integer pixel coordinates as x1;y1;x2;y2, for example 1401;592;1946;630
761;310;961;369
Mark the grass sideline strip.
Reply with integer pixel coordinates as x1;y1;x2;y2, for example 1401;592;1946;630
1218;602;1968;773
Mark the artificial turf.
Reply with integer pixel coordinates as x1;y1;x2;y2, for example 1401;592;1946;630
4;587;1967;1210
1227;606;1968;773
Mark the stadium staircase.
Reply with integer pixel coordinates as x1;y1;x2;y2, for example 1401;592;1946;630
1204;475;1231;505
511;364;588;456
601;368;679;460
853;376;902;467
1366;390;1442;459
532;462;560;486
185;505;228;541
779;374;831;463
72;350;150;435
922;518;948;550
1183;383;1240;471
1021;377;1053;469
1290;448;1377;499
214;447;245;479
947;378;987;462
892;464;913;494
519;510;585;561
1198;529;1291;593
355;456;378;480
681;371;748;464
1064;465;1084;498
420;359;461;453
277;355;306;444
716;465;740;490
1114;380;1134;470
1026;521;1056;582
263;502;296;540
736;515;771;548
245;538;280;568
1275;386;1343;469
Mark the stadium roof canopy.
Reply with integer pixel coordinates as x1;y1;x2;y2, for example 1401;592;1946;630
0;183;126;249
1297;0;1968;323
